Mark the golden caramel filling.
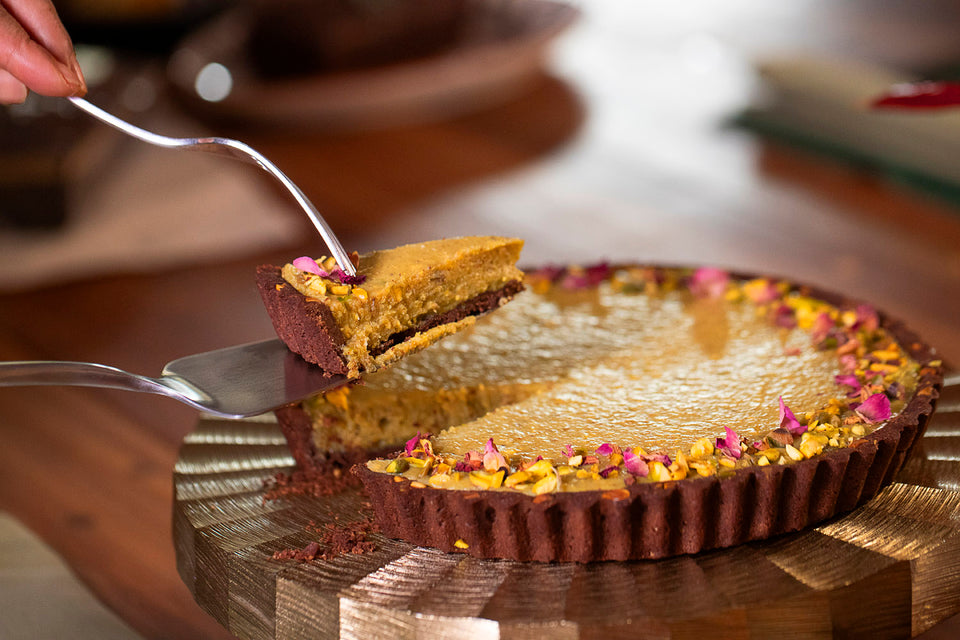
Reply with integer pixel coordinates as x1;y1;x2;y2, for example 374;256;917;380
435;296;839;459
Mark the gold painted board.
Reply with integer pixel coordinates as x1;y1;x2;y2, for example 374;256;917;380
174;379;960;639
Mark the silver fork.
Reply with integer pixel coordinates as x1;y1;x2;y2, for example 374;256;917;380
68;96;356;276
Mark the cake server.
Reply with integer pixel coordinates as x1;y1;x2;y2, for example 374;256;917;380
66;96;356;276
0;339;345;418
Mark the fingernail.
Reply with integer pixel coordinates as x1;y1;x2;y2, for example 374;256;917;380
59;63;85;96
69;58;87;94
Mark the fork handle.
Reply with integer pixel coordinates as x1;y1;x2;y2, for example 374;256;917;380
67;97;357;276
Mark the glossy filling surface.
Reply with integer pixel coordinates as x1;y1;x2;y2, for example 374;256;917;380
436;294;839;458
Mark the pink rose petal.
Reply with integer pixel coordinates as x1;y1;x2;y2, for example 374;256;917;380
854;304;879;332
292;256;322;276
811;312;835;345
715;426;742;459
595;443;614;456
622;450;649;477
483;437;508;471
404;431;424;457
745;280;781;304
778;397;806;435
532;265;565;282
645;453;672;466
329;268;367;286
772;304;797;329
560;262;611;289
835;374;862;398
689;267;730;298
855;393;892;423
839;354;858;375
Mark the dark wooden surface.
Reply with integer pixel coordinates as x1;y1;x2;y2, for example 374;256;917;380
3;1;960;638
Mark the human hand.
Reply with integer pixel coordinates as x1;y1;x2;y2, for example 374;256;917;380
1;0;86;104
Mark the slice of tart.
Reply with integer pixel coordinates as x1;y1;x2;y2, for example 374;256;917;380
320;265;941;561
256;236;524;379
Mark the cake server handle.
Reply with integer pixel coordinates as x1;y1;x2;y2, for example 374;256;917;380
66;96;356;276
0;360;209;407
0;340;346;419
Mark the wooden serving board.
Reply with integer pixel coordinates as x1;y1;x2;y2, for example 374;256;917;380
174;379;960;640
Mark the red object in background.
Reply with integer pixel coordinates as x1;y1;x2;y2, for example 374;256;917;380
871;81;960;108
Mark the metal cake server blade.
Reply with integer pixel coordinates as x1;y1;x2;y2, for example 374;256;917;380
0;339;344;418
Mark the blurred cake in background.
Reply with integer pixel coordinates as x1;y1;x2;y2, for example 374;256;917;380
246;0;468;78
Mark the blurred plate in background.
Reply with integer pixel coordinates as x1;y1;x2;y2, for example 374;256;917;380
167;0;579;131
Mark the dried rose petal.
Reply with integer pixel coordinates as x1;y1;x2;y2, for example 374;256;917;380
778;397;806;435
583;262;612;285
292;256;323;276
835;374;862;398
855;393;892;423
404;431;425;457
560;263;611;289
811;312;835;345
854;304;879;332
886;381;905;401
645;452;672;466
483;438;508;471
562;444;576;458
595;443;614;456
744;279;781;304
715;426;742;459
772;304;797;329
839;354;858;375
329;268;367;286
531;265;565;282
599;465;619;478
688;267;730;298
622;450;649;477
419;438;434;458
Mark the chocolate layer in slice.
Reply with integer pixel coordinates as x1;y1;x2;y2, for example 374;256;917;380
257;236;524;378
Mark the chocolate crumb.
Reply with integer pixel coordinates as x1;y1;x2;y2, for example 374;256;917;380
263;462;362;502
272;516;379;563
272;540;322;562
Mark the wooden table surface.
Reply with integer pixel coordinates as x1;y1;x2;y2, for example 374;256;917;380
4;1;960;638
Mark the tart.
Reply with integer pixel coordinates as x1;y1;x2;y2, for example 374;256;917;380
277;264;942;561
256;236;524;379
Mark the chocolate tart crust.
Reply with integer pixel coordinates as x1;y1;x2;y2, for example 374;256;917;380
256;265;524;375
257;265;346;375
353;277;944;562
